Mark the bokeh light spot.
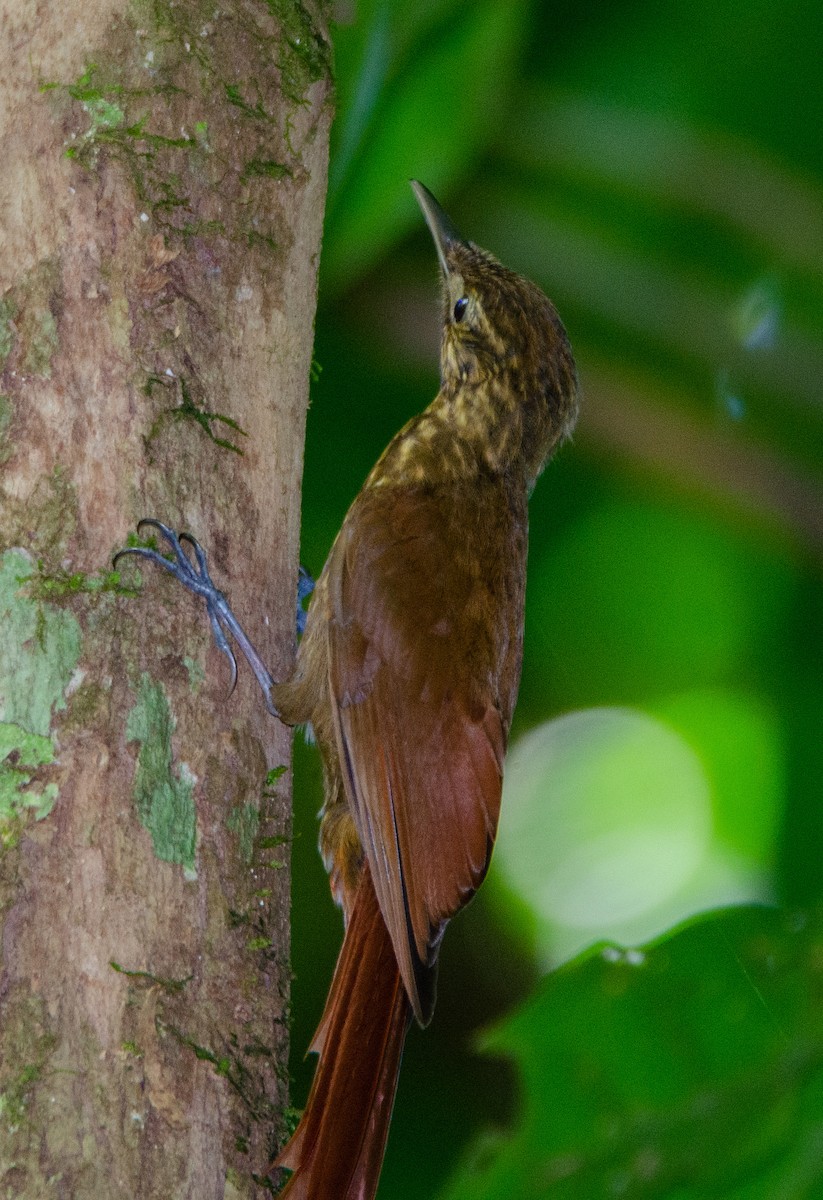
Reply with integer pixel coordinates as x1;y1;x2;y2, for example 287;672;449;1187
496;707;769;963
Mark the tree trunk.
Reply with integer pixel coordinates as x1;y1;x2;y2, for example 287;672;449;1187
0;3;331;1197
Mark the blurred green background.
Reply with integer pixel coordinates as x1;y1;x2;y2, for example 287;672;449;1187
288;1;823;1196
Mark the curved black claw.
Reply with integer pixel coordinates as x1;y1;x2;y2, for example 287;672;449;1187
114;520;240;692
114;519;279;717
296;565;314;637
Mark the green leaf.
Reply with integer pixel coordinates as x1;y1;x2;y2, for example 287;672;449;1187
651;689;785;865
322;0;528;290
438;905;823;1200
331;0;474;196
527;499;795;704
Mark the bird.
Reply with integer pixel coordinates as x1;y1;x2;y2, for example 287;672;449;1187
116;181;579;1199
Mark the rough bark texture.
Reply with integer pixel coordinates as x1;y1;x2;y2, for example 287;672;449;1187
0;2;332;1197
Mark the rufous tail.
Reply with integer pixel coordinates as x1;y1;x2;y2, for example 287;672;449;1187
272;867;410;1199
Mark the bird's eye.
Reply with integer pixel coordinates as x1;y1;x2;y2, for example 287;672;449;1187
453;296;468;323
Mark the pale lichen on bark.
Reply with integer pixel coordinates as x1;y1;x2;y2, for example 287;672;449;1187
0;549;82;847
126;672;198;874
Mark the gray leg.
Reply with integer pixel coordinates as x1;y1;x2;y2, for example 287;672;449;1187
296;564;314;636
114;519;281;717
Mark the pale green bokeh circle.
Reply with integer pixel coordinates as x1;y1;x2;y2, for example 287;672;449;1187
497;707;713;947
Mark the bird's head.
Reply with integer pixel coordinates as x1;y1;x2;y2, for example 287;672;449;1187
411;180;579;481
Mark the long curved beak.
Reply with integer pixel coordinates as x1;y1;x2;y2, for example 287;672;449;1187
410;180;465;275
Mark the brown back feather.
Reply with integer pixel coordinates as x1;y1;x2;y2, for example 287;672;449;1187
326;475;525;1022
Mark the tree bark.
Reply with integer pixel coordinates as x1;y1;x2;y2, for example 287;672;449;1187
0;2;331;1196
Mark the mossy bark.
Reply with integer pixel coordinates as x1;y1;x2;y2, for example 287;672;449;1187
0;2;332;1196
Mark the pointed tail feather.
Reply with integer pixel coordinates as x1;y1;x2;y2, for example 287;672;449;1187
273;868;410;1199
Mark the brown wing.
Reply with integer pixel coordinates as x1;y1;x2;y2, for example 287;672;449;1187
325;476;526;1024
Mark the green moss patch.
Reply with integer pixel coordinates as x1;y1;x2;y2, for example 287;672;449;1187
0;549;82;845
126;672;197;875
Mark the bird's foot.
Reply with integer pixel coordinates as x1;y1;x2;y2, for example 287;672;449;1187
296;564;314;637
114;519;280;717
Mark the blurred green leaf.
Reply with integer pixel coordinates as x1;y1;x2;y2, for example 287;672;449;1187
527;499;796;705
331;0;471;195
438;905;823;1200
652;689;785;865
509;87;823;288
323;0;528;289
531;0;823;177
